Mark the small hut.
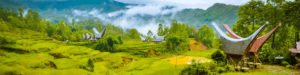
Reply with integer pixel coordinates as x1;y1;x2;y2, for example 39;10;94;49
212;22;268;69
82;27;106;41
223;23;281;65
289;42;300;67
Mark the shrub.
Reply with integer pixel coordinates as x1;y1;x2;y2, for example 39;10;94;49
259;43;297;65
181;63;210;75
281;61;289;66
211;50;226;63
95;36;119;52
95;39;109;52
166;35;189;53
286;65;292;68
0;36;16;45
224;65;235;72
87;58;94;72
217;67;226;73
180;61;218;75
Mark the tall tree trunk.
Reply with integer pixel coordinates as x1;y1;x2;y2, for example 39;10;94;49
296;31;299;48
272;31;276;48
253;18;255;32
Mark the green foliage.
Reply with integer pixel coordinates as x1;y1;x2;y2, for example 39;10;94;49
0;35;16;45
0;19;9;31
128;28;141;40
146;30;153;42
164;20;190;53
95;36;119;52
95;39;109;52
180;62;217;75
195;25;215;48
175;3;239;28
117;36;123;44
233;0;299;66
259;43;297;65
87;58;94;72
281;61;289;66
157;24;164;36
211;50;226;63
166;35;189;53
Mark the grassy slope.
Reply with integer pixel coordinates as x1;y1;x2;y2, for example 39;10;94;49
0;28;186;75
1;28;298;75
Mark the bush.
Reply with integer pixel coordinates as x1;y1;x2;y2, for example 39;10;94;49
217;67;226;73
165;35;189;53
281;61;289;66
181;63;211;75
95;36;119;52
224;65;235;72
286;65;292;68
95;39;109;52
0;36;16;45
259;43;297;65
180;61;218;75
87;58;94;72
211;50;226;63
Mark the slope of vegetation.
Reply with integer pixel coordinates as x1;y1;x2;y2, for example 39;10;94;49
0;0;300;75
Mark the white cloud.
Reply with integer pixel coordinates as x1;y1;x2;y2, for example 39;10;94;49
115;0;250;9
71;0;265;35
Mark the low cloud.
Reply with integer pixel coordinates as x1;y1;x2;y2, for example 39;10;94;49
115;0;250;9
71;4;178;35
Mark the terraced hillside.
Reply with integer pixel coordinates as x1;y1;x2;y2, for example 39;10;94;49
0;28;188;75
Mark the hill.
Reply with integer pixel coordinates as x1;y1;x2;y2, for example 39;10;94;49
0;1;239;28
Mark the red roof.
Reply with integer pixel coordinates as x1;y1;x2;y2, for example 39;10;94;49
195;28;199;32
223;24;281;53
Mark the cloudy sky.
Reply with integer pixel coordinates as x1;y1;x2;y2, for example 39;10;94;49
115;0;250;9
72;0;253;35
71;0;293;35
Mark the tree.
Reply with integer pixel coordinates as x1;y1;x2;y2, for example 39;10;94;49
106;36;119;52
25;10;43;31
8;16;25;28
18;7;24;19
211;50;226;63
157;24;164;36
282;1;300;43
234;0;265;37
87;58;94;72
146;30;153;42
128;28;141;40
163;25;169;35
195;25;215;48
95;39;109;51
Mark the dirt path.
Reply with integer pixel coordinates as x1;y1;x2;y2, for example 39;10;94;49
189;38;208;51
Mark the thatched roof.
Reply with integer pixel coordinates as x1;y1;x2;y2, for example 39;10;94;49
212;22;267;55
93;27;106;39
223;24;281;53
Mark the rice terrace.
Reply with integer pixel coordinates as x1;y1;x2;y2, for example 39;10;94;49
0;0;299;75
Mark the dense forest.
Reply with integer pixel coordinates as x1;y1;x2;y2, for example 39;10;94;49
0;0;300;75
